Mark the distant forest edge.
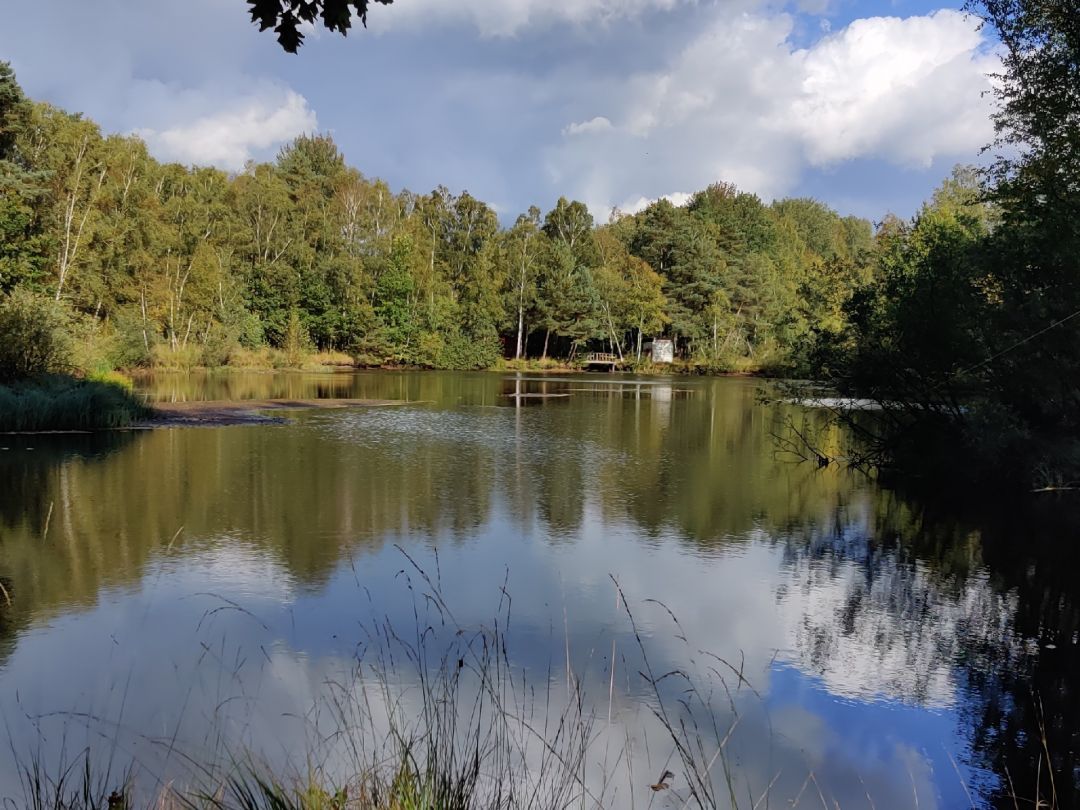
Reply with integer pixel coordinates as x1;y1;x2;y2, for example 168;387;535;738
1;61;902;376
5;0;1080;496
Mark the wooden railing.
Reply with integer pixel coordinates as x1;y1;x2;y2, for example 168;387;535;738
583;353;619;363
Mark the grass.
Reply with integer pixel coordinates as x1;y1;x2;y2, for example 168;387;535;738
495;358;577;373
0;375;150;432
5;552;1067;810
134;347;782;377
147;346;358;372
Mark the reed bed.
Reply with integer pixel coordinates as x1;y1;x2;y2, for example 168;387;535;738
0;375;150;432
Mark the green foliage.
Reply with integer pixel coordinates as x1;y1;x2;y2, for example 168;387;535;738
813;2;1080;488
108;311;157;369
86;369;134;392
282;309;314;368
436;331;502;370
0;62;993;397
0;62;49;293
0;288;72;382
0;375;148;431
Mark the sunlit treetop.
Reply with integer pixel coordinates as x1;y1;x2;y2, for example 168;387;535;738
248;0;394;53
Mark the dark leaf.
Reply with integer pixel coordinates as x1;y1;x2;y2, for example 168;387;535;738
275;13;304;53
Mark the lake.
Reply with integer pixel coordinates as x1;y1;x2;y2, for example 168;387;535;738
0;371;1077;809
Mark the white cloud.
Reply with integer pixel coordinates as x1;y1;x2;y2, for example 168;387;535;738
369;0;692;37
0;0;1000;222
136;88;318;170
549;8;997;217
563;116;614;136
0;0;318;173
787;12;997;166
619;191;693;215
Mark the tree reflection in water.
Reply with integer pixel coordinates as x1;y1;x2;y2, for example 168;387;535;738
0;371;1076;807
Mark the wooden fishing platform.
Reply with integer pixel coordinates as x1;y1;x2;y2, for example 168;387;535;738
581;352;621;371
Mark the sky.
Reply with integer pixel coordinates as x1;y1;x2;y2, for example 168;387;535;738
0;0;1000;224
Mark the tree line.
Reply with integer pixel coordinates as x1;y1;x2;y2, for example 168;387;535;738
0;61;880;375
4;0;1079;491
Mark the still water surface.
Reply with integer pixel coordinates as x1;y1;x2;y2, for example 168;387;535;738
0;371;1077;808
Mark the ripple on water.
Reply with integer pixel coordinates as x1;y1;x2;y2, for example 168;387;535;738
315;405;629;468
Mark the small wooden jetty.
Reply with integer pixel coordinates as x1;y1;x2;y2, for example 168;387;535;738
581;352;621;371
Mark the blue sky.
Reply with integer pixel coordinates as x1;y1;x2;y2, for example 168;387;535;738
0;0;999;224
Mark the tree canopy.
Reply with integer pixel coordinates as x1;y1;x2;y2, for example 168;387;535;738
0;60;883;376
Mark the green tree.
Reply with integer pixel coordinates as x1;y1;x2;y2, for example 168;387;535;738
594;230;666;360
963;0;1080;451
625;199;724;357
0;63;49;292
503;206;543;359
0;287;72;381
536;199;600;356
373;234;420;359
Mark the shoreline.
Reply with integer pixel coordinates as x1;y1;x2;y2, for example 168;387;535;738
144;397;408;426
126;362;771;378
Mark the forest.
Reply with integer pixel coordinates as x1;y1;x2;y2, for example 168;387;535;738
0;61;880;376
2;0;1079;490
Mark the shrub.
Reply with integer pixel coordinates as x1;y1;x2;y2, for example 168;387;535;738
106;311;158;369
282;309;314;368
200;323;240;368
309;350;354;368
0;289;72;382
436;331;501;370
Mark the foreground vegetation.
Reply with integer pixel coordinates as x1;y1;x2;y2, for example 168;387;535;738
7;561;1067;810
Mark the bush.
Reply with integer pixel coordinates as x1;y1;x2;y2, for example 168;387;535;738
106;312;157;369
496;356;572;372
436;331;502;370
309;350;355;368
282;309;314;368
199;323;240;368
0;289;72;382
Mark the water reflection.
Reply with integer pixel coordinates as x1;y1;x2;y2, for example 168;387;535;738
0;372;1076;808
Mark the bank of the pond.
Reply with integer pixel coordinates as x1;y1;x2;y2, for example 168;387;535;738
0;375;150;433
130;360;775;378
0;362;776;434
0;377;410;433
147;398;406;426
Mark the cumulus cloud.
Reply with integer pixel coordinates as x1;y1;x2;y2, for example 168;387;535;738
619;191;693;215
1;0;1000;221
549;8;998;216
0;0;318;174
136;88;318;170
787;12;997;166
